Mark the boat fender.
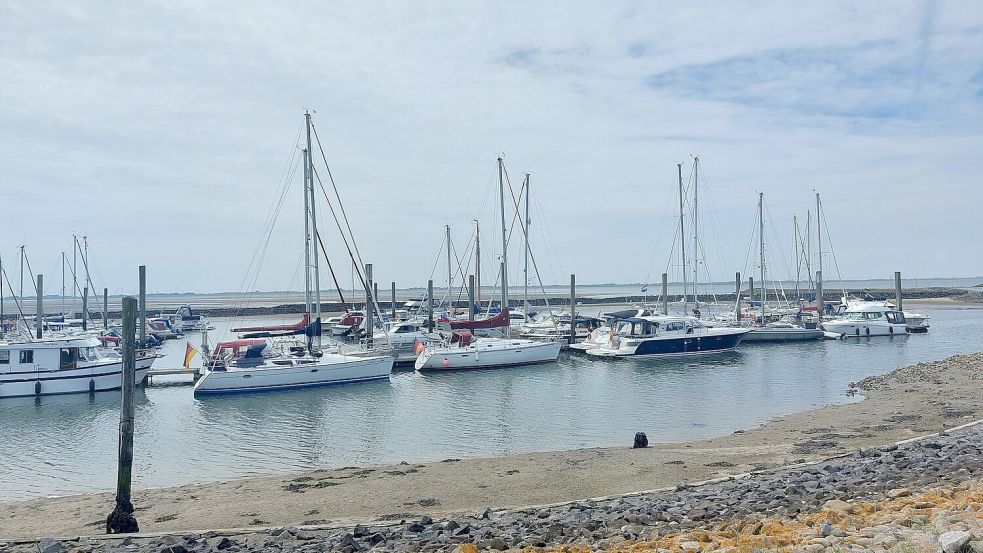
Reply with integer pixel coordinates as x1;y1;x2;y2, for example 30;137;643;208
89;379;96;393
865;327;870;336
889;326;894;335
855;328;860;336
35;381;41;396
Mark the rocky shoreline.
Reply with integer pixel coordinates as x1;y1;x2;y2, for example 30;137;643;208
7;424;981;552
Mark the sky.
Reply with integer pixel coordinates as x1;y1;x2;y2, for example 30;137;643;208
1;1;981;295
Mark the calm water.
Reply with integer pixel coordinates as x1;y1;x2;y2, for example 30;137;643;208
1;306;981;501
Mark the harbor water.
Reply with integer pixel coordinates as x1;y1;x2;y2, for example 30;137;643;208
1;305;981;501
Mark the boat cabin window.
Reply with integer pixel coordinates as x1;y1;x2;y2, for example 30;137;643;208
20;350;34;364
61;348;79;369
664;321;686;332
865;312;883;319
0;350;8;364
394;325;413;333
885;312;906;324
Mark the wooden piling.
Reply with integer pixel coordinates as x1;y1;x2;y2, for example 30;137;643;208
569;274;576;345
82;286;88;331
103;287;108;330
894;271;902;312
138;266;146;347
390;281;396;319
427;279;434;332
36;274;43;339
365;263;373;348
468;274;475;321
661;273;668;315
106;296;139;534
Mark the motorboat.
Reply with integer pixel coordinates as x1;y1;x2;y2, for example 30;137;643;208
741;320;824;342
0;334;155;398
585;316;750;358
820;302;908;337
369;320;441;366
169;305;212;332
904;311;930;333
193;336;393;394
331;311;364;337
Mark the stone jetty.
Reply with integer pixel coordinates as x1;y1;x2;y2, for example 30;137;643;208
7;424;981;553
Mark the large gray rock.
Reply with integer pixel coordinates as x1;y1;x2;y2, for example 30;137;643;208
37;539;64;553
939;531;972;553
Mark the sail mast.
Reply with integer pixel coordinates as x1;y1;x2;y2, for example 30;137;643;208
692;156;699;307
61;251;66;315
497;157;509;336
474;219;480;309
758;192;766;324
446;224;452;311
305;111;322;350
301;148;313;318
677;163;687;311
793;216;800;304
816;192;823;283
523;173;530;321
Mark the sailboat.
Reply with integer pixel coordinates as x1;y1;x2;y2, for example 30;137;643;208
742;192;823;342
193;113;393;395
415;157;562;371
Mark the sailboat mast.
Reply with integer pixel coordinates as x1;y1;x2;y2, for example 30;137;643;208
498;157;509;336
72;234;77;302
692;156;699;307
305;111;322;350
806;210;813;299
474;219;480;308
523;173;530;320
816;192;823;281
61;251;66;315
446;224;452;310
677;163;687;311
0;254;4;336
793;216;800;303
758;192;766;324
301;148;313;317
19;245;24;299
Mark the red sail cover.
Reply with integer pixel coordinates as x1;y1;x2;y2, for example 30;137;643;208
232;314;310;333
448;308;509;330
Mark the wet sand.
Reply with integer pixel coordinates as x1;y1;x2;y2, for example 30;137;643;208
1;352;980;540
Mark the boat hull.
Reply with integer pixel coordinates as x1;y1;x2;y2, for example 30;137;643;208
415;339;561;371
0;357;155;398
820;322;908;337
586;329;748;358
193;355;393;395
742;328;824;342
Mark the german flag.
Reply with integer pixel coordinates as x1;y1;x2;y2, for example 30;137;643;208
183;342;199;369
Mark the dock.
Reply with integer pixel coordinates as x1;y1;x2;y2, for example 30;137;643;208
144;368;198;386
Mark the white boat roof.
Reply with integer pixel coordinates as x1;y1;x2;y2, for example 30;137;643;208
0;335;102;349
843;302;894;313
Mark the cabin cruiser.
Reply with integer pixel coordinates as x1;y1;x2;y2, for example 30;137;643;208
742;320;824;342
585;316;749;358
821;302;908;337
169;305;211;332
0;334;155;398
517;314;602;345
331;311;365;337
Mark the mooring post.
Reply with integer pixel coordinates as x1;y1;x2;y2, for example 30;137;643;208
468;274;475;321
82;286;89;331
661;272;668;315
390;281;396;319
103;287;109;330
106;295;139;534
816;270;824;317
427;279;434;332
36;274;43;339
138;266;146;348
365;263;373;348
894;271;902;312
569;274;576;345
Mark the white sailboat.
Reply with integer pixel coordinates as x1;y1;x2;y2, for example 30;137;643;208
194;113;392;395
415;157;562;371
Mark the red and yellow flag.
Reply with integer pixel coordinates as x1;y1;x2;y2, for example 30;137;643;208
184;342;199;369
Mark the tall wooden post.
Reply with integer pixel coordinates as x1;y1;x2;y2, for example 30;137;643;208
661;272;668;315
82;286;89;331
391;281;397;319
103;287;109;330
468;274;475;321
569;274;576;345
138;266;146;347
106;296;139;534
427;280;434;332
365;263;373;348
36;274;43;339
894;271;902;312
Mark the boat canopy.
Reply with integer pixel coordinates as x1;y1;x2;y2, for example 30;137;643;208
451;330;474;347
448;308;509;330
213;338;267;357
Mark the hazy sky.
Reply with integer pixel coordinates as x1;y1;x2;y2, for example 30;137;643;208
1;1;981;295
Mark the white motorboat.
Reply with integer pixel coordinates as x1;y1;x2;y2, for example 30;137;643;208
169;305;211;332
820;302;908;337
193;338;392;394
0;334;155;398
370;320;441;366
585;316;750;358
741;321;824;342
904;311;930;333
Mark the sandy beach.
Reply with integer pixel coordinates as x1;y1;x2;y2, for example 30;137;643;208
1;351;980;541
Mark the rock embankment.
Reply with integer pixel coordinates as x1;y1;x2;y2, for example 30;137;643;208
9;425;981;553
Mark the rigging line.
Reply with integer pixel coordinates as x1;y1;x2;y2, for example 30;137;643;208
314;228;349;309
0;266;32;339
819;204;846;291
501;169;555;317
763;201;794;281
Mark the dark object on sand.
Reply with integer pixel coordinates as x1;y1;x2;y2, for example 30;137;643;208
633;432;649;448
